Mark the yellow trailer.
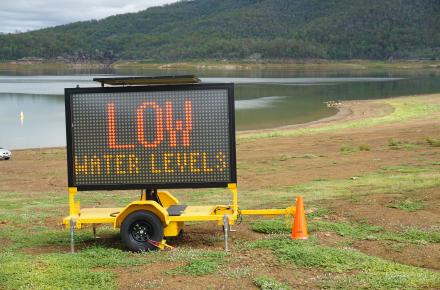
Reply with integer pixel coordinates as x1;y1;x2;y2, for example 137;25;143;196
62;76;297;252
63;184;295;251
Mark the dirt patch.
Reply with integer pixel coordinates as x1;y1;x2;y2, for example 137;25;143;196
116;248;323;290
0;147;67;193
116;262;182;290
314;189;440;270
168;220;265;249
168;222;227;250
224;248;323;290
237;119;440;191
326;189;440;231
43;216;65;228
313;231;349;248
354;240;440;271
0;238;12;248
20;245;70;255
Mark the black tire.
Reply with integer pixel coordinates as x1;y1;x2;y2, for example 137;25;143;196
177;229;184;239
120;211;164;252
4;157;9;160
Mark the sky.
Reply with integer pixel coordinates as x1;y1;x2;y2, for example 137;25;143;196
0;0;178;33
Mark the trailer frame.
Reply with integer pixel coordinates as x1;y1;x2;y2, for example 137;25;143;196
63;183;296;251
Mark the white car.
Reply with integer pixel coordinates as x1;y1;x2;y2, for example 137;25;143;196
0;148;11;160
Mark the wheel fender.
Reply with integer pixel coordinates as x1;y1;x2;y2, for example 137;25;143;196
157;191;179;207
114;201;170;229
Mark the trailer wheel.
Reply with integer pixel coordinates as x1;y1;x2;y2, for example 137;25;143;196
121;211;164;252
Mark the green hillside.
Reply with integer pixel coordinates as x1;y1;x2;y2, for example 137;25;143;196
1;0;439;61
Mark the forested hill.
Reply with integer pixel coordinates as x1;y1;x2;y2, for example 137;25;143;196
1;0;440;61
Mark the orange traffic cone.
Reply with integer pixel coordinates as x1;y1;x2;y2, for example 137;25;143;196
291;195;308;240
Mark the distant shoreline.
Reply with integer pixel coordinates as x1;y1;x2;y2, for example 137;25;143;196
240;98;396;137
1;59;440;72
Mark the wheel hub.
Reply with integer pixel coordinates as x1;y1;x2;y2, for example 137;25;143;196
130;221;153;242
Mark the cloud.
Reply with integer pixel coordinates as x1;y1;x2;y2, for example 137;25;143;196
0;0;178;33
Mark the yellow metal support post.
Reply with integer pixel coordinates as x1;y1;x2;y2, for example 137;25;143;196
228;183;238;214
68;187;79;216
240;206;296;216
67;187;79;252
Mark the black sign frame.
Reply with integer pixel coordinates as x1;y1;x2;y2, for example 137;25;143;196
65;83;236;191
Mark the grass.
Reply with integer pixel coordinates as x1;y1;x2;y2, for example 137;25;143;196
379;165;432;173
239;98;440;141
251;219;290;234
0;225;120;250
359;144;371;151
251;238;440;289
300;153;318;159
311;221;383;240
253;276;291;290
388;138;421;150
230;165;440;209
388;138;402;147
0;244;226;289
284;165;440;202
308;207;332;219
278;154;293;161
166;248;227;276
340;144;371;154
0;246;157;289
252;219;381;237
315;221;440;244
252;218;440;245
387;199;424;212
380;228;440;244
426;137;440;147
220;266;253;278
340;145;358;154
276;153;320;161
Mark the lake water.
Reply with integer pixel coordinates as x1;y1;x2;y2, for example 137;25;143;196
1;68;440;149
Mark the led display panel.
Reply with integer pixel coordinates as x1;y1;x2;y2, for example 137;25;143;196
65;84;236;191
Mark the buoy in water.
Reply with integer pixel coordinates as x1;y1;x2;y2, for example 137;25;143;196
20;111;24;125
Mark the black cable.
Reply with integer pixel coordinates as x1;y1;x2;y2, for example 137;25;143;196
236;209;243;225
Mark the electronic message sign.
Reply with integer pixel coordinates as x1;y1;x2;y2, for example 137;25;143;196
65;84;236;191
